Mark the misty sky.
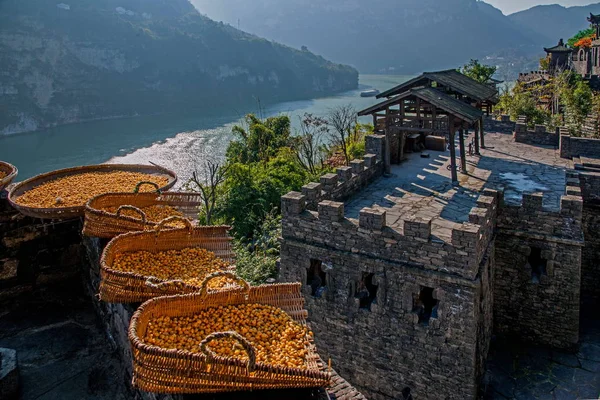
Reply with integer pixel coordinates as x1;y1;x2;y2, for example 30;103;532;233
485;0;596;14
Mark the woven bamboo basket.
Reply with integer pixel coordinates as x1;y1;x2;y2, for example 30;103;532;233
0;161;18;192
99;218;235;303
8;164;177;220
83;182;203;238
128;274;331;393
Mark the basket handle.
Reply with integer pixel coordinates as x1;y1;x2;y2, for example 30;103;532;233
199;271;249;296
199;331;256;373
145;276;187;291
115;205;147;223
134;181;161;194
155;216;193;233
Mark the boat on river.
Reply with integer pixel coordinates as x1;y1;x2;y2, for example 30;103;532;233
360;89;380;97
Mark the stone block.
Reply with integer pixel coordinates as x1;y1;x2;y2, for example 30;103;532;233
318;200;344;222
501;115;511;122
469;207;488;226
515;123;527;133
566;185;581;197
359;208;386;230
451;223;480;249
476;195;496;210
560;195;583;220
403;217;432;241
302;182;322;202
522;192;544;210
365;135;385;161
363;154;377;168
320;173;339;192
350;159;365;174
535;124;546;134
281;192;306;215
337;166;353;182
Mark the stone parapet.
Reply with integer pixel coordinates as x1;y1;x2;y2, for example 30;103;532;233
281;191;498;281
514;122;559;147
288;154;384;213
560;132;600;159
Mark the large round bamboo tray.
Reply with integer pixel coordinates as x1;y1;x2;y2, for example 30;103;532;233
83;186;203;238
7;164;177;220
99;219;235;303
128;274;331;394
0;161;18;192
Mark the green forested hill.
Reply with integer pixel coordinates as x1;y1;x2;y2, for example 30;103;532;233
0;0;358;134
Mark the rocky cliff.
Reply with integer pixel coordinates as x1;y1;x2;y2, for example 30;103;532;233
0;0;358;134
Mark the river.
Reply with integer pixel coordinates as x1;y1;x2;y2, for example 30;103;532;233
0;75;410;184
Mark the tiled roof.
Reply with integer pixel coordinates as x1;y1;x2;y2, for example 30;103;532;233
377;69;498;102
358;87;484;124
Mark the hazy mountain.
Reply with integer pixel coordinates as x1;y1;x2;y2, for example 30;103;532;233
191;0;543;75
0;0;358;134
509;3;600;45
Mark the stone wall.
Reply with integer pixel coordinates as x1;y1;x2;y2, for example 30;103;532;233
493;190;584;349
279;190;499;399
0;192;83;300
82;236;178;400
302;135;385;210
582;203;600;307
514;123;559;147
572;168;600;307
485;115;515;134
282;189;497;281
560;133;600;159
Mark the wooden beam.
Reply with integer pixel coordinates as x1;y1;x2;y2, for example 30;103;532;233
459;128;467;173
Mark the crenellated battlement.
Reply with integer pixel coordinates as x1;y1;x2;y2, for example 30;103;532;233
299;137;385;210
496;182;584;242
281;190;499;280
514;119;560;146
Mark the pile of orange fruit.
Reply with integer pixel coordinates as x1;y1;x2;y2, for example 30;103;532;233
15;171;169;208
144;304;311;369
111;247;232;290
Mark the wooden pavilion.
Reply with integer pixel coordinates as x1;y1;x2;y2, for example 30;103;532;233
377;69;499;115
358;87;484;183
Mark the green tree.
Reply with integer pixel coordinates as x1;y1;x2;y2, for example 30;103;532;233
227;114;292;164
460;59;497;84
219;150;309;238
568;28;595;48
556;71;593;134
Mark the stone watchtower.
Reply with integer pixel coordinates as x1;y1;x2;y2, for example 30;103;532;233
278;141;499;400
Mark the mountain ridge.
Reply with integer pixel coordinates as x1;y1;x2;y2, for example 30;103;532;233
508;2;600;45
191;0;600;78
0;0;358;134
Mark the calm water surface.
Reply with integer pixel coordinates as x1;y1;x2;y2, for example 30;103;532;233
0;75;410;184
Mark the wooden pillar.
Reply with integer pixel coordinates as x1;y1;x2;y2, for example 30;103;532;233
474;119;481;155
449;125;458;183
385;107;391;174
479;117;486;149
459;128;467;173
372;114;377;131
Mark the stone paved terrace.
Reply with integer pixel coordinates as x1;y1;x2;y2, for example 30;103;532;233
344;130;571;243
